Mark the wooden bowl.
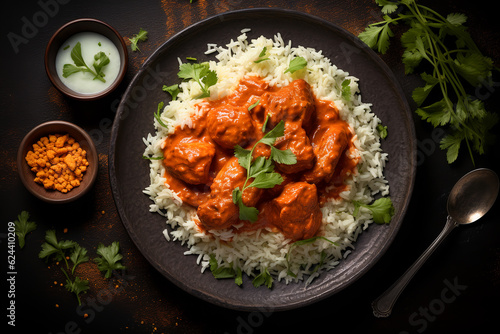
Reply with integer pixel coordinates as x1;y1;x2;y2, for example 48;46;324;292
44;18;128;101
17;121;98;203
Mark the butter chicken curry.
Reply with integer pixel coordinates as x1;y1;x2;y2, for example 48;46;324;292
163;77;358;241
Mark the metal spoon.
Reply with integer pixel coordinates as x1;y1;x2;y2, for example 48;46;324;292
372;168;499;318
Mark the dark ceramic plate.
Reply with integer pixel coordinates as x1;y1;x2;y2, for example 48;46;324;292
110;8;416;311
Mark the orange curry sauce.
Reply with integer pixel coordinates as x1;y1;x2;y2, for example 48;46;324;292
162;76;359;241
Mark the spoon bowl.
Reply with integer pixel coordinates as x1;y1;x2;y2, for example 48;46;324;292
447;168;499;225
372;168;499;317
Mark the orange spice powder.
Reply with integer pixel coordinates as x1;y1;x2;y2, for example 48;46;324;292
25;133;88;193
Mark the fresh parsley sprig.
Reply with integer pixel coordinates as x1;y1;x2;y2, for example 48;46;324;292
341;79;351;100
14;211;37;249
252;267;273;288
178;62;218;99
61;267;89;306
62;42;110;83
94;241;127;278
69;244;89;274
232;120;297;222
285;56;307;74
39;230;77;269
208;254;243;286
129;28;148;52
353;197;395;224
154;101;168;129
359;0;498;164
163;84;180;100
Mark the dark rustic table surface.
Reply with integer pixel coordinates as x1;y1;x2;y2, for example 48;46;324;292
2;1;499;333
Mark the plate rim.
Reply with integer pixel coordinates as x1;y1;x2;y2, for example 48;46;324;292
109;7;417;311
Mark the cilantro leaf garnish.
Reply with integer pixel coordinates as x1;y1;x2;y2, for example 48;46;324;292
254;47;270;63
92;51;110;79
154;101;168;129
178;62;218;99
377;124;388;139
284;56;307;74
61;268;89;306
69;244;89;274
341;79;351;100
94;241;126;278
359;0;498;164
142;155;164;160
353;197;395;225
62;42;109;82
162;84;180;101
129;28;148;52
39;230;77;269
232;120;297;222
252;267;273;288
208;254;242;286
14;211;37;249
248;99;260;111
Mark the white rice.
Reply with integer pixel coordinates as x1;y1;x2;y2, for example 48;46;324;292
143;33;389;286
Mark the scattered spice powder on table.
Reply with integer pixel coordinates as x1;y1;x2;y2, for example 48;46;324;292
25;133;89;193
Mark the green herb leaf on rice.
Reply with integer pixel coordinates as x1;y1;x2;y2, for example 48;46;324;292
178;62;218;99
254;47;270;63
285;56;307;74
353;197;395;224
341;79;351;100
252;267;273;288
154;101;168;129
208;254;243;286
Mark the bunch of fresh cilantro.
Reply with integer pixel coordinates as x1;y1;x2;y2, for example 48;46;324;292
359;0;498;164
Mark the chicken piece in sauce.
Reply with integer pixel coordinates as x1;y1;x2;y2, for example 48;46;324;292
197;157;262;230
302;122;349;184
274;121;314;174
163;140;215;185
302;100;350;184
259;79;315;129
267;182;322;241
207;104;256;149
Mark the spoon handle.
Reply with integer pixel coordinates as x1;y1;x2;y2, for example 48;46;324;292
371;216;459;317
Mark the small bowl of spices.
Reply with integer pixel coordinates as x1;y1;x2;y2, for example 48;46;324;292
17;121;98;203
45;18;128;100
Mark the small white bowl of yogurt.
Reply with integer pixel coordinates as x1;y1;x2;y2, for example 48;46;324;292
45;18;128;100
